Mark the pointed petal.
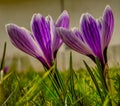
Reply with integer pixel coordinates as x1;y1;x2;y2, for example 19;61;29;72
57;28;94;56
102;5;114;49
81;14;103;61
49;16;62;58
52;10;70;58
46;12;69;58
31;14;51;52
56;10;69;28
6;24;41;57
6;24;50;68
31;14;53;66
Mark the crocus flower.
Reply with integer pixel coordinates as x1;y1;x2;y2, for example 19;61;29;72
3;66;9;74
6;11;69;69
57;5;114;69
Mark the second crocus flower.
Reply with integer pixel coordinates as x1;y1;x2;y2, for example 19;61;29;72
6;11;69;69
57;5;114;69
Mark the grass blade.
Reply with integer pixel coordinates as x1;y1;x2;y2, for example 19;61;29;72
83;60;103;103
0;42;7;71
16;66;54;105
69;52;76;102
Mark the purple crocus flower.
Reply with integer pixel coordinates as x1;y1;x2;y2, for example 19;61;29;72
6;11;69;69
57;5;114;69
3;67;9;74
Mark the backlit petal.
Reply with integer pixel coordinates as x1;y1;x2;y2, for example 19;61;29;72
102;5;114;49
31;14;51;52
72;28;85;42
81;14;103;61
57;28;94;56
31;14;53;66
56;10;69;28
6;24;50;68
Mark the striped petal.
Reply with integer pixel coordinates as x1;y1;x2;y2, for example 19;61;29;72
31;14;51;51
6;24;50;68
101;5;114;49
53;10;70;58
57;28;94;56
31;14;53;66
56;10;69;28
81;14;103;62
72;28;85;42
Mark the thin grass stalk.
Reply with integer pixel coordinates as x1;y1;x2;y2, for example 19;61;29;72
103;63;112;106
69;52;78;105
0;42;7;71
83;61;104;103
44;65;65;104
95;58;108;94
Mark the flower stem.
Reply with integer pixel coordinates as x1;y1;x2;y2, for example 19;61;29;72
103;63;112;106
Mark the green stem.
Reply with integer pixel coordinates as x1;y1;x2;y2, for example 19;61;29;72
103;63;112;106
84;61;104;103
0;42;7;71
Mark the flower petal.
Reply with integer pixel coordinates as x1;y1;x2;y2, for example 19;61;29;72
47;10;70;58
57;28;94;56
51;10;70;58
6;24;41;57
47;16;61;58
81;14;103;61
31;14;53;66
31;14;51;52
6;24;50;68
56;10;69;28
97;18;103;31
72;28;85;42
102;5;114;49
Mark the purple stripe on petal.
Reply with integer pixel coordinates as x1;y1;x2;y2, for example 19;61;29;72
97;18;103;31
45;16;53;42
52;28;63;59
52;33;62;59
45;16;56;49
45;15;59;61
72;28;85;42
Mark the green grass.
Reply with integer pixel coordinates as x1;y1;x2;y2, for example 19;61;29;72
0;54;120;106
